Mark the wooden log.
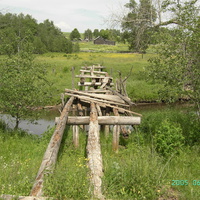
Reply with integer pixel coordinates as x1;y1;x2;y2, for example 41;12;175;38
105;86;136;106
80;70;108;75
104;107;110;137
100;77;110;88
65;93;128;108
71;66;75;89
65;91;128;107
0;195;52;200
81;66;105;69
96;104;102;116
73;125;79;148
113;108;120;152
30;97;74;197
82;89;108;93
69;97;141;116
75;75;113;79
77;102;84;129
65;89;124;104
87;103;104;199
78;82;114;86
56;116;141;125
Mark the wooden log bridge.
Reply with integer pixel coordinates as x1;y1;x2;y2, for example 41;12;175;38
1;65;141;200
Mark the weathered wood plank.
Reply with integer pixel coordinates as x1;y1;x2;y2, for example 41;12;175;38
30;97;74;197
87;103;104;199
0;194;54;200
75;75;113;79
65;93;129;108
65;89;126;104
66;116;141;125
105;86;136;106
0;195;52;200
96;104;103;116
78;82;114;86
100;77;109;88
80;70;108;75
72;97;142;116
81;66;105;69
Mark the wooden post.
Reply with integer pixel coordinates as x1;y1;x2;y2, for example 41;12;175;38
73;125;79;148
87;103;104;199
71;66;75;89
77;102;84;130
72;104;79;147
113;108;120;152
30;97;74;197
104;107;110;137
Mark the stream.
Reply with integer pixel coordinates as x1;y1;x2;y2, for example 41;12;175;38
0;103;191;135
0;109;60;135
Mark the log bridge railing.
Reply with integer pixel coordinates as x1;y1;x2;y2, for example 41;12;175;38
1;65;141;200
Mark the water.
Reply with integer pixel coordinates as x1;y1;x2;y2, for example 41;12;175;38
0;109;60;135
0;103;191;135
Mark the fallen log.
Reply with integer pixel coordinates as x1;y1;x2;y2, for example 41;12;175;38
0;195;52;200
30;97;74;197
87;103;104;199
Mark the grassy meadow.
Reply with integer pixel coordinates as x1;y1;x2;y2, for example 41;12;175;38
35;44;160;104
0;107;200;199
1;43;200;199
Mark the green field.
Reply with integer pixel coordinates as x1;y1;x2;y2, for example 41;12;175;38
1;45;199;199
0;107;200;199
35;48;160;105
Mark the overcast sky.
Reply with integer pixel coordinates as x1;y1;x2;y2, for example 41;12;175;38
0;0;128;32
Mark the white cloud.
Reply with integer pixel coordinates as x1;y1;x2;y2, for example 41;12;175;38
55;21;72;32
0;0;128;32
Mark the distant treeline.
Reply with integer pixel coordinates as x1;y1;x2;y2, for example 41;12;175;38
0;13;78;55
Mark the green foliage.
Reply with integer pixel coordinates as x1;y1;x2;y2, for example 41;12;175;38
147;0;200;111
0;51;52;128
83;29;93;40
0;127;48;196
43;128;91;199
0;13;73;54
1;108;200;199
72;42;80;53
154;120;184;158
70;28;81;41
122;0;157;52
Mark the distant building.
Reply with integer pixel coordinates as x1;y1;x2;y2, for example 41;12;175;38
93;36;115;45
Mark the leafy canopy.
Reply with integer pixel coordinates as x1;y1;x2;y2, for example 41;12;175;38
0;50;52;128
147;0;200;111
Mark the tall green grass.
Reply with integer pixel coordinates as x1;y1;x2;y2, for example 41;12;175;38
1;107;199;199
35;51;160;104
0;122;50;196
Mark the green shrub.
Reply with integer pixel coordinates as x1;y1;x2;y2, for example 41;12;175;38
154;120;184;158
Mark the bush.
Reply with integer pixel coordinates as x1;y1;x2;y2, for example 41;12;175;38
154;120;184;158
